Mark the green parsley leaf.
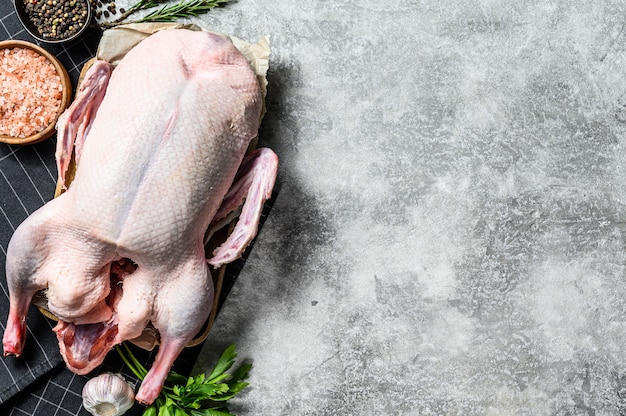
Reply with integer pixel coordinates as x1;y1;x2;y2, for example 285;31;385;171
115;343;252;416
207;344;237;382
144;405;158;416
190;408;236;416
167;371;190;387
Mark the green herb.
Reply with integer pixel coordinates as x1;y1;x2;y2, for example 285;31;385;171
98;0;229;28
138;0;229;22
115;343;251;416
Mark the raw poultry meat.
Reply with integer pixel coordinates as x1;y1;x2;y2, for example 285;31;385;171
2;29;278;404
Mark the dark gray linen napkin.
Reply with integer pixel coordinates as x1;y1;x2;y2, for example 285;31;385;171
0;140;63;404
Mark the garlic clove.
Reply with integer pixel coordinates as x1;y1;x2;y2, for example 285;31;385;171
82;372;135;416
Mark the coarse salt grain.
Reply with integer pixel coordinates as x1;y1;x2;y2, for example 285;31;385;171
0;47;63;138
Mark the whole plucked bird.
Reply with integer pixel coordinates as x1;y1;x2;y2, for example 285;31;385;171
2;29;278;404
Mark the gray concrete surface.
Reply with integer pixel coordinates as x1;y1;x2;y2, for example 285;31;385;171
187;1;626;414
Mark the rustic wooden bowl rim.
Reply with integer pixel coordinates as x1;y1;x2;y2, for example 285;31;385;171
0;40;72;145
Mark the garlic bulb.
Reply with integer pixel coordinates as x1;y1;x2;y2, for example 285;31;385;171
82;372;135;416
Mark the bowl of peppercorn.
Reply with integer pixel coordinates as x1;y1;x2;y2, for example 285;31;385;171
14;0;92;43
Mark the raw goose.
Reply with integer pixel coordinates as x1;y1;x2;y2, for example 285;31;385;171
2;28;278;404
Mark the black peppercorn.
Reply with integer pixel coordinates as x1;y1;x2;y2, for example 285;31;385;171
24;0;90;40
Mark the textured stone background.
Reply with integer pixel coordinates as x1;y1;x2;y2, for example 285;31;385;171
190;1;626;414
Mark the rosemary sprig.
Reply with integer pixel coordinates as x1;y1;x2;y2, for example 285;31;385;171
98;0;229;29
139;0;230;22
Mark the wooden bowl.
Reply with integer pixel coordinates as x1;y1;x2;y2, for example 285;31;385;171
0;40;72;145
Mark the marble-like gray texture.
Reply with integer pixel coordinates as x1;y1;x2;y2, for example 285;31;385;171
189;1;626;414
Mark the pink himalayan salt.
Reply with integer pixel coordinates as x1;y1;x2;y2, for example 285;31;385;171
0;47;63;138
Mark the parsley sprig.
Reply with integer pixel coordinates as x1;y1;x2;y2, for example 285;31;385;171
115;343;251;416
